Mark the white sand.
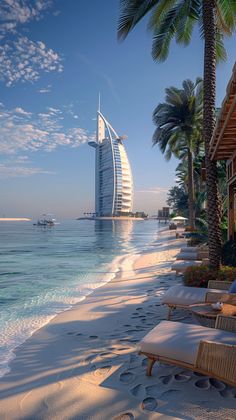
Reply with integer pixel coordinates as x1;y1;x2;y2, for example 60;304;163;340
0;230;235;420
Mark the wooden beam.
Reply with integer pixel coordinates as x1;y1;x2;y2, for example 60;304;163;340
211;95;236;160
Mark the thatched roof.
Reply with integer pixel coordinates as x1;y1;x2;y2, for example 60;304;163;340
210;62;236;161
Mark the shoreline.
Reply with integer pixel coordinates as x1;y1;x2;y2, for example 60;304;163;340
1;230;235;419
0;218;31;222
0;225;160;379
0;253;131;379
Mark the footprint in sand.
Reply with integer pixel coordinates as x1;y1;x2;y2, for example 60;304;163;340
119;371;135;384
145;384;159;397
92;365;112;376
116;347;130;351
209;378;226;391
160;374;173;385
112;413;134;420
220;388;236;398
174;373;191;382
194;378;210;390
130;384;145;399
141;397;158;411
161;389;181;398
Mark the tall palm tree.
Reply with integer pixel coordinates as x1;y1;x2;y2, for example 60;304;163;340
118;0;236;268
153;79;203;229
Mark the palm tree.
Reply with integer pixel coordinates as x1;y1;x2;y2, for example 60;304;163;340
118;0;236;268
153;79;203;229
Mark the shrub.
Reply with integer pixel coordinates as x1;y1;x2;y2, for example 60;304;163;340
222;240;236;267
183;265;236;288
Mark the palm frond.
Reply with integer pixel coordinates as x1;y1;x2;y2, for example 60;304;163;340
118;0;159;40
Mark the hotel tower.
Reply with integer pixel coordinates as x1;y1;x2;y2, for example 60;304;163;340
88;101;133;217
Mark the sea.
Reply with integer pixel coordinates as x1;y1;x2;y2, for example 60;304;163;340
0;219;161;377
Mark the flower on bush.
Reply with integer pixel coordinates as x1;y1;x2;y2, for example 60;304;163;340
183;266;236;288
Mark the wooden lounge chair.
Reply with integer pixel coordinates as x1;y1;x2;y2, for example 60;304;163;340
139;315;236;387
177;246;209;261
161;280;233;320
177;250;209;261
171;259;202;275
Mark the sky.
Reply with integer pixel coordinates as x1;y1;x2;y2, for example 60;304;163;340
1;0;236;218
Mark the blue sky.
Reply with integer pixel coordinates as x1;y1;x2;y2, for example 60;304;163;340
1;0;236;218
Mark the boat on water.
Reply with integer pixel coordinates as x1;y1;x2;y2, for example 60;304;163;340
33;214;57;227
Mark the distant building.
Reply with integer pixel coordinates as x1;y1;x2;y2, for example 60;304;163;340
158;207;170;218
88;100;133;217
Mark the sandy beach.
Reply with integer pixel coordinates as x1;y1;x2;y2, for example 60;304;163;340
0;229;236;420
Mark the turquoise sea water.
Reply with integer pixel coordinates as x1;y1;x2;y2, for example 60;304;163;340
0;219;160;377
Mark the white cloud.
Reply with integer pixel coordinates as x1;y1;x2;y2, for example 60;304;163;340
0;36;63;86
0;162;54;178
0;104;89;155
0;1;63;86
137;187;170;194
0;1;52;35
15;107;32;116
38;85;51;93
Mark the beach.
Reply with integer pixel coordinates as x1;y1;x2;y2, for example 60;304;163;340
0;229;236;420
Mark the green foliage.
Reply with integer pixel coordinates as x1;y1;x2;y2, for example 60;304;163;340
166;186;188;216
152;78;203;157
183;265;236;288
118;1;236;62
222;240;236;267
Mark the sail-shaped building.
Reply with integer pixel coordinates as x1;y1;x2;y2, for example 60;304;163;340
88;102;133;217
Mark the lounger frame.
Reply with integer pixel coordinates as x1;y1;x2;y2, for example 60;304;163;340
166;280;233;320
140;315;236;387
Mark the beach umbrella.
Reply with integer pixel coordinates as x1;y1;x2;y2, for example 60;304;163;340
172;216;188;222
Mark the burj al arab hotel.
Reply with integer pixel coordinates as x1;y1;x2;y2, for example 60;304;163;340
88;102;133;217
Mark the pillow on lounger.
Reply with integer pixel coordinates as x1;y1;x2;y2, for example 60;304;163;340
229;279;236;293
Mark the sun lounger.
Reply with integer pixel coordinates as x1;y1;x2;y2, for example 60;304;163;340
180;246;208;253
177;246;209;261
139;316;236;387
177;252;199;260
161;280;232;319
171;260;202;275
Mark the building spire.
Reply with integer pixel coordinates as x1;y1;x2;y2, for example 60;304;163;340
98;92;101;113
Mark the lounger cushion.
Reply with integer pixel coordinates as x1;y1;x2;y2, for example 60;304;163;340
161;285;224;305
181;247;198;253
139;320;236;365
171;260;202;271
177;252;198;260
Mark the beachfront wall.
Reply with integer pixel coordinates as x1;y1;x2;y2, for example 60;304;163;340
89;110;133;217
210;62;236;240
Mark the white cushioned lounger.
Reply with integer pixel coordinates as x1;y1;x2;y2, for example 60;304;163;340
171;260;202;273
180;247;198;253
177;252;198;260
161;285;224;306
139;320;236;366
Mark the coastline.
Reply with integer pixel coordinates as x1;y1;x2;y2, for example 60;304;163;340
0;218;31;222
1;229;235;419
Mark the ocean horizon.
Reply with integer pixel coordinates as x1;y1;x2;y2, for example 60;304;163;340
0;219;162;377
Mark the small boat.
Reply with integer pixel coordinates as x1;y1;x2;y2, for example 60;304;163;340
33;214;57;227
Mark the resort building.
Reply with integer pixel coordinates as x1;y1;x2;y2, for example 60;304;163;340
210;62;236;240
88;103;133;217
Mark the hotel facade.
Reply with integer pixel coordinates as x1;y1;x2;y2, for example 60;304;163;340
88;106;133;217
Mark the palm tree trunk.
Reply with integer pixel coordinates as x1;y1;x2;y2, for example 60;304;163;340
202;0;222;269
187;148;195;229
